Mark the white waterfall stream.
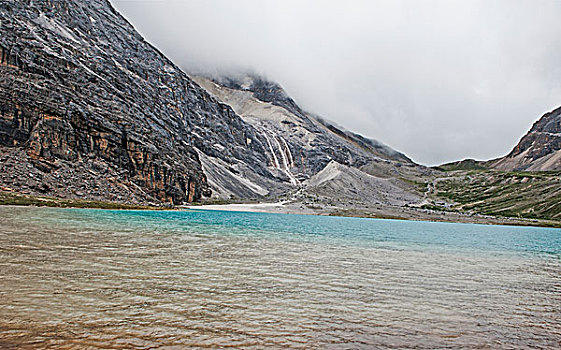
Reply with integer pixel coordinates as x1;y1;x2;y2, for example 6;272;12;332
272;135;289;170
263;133;280;169
262;130;299;186
280;136;295;167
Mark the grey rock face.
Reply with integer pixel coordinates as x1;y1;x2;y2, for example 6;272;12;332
492;106;561;171
0;0;274;203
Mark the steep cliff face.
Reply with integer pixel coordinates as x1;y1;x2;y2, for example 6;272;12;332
492;106;561;171
0;0;274;203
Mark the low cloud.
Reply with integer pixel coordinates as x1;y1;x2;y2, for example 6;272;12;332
112;0;561;165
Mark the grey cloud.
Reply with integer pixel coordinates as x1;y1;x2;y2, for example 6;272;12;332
111;0;561;165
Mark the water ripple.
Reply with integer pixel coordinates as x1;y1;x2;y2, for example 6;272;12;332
0;207;560;349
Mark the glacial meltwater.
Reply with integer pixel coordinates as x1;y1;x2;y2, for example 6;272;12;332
0;206;560;349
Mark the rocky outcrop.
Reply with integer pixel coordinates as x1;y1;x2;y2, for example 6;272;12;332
0;0;275;204
0;145;158;204
491;106;561;171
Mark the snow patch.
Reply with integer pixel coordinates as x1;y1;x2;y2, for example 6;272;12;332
34;13;79;43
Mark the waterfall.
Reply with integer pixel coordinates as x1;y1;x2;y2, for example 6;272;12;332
272;134;290;170
279;136;294;167
262;130;299;186
263;133;280;169
271;133;298;186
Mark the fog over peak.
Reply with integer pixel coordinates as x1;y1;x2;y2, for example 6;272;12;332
111;0;561;166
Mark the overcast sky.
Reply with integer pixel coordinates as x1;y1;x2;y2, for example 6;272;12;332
111;0;561;165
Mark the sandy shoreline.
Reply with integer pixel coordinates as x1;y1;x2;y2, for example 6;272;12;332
185;202;285;212
184;201;317;215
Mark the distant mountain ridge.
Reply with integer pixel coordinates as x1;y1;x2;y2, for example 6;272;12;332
491;106;561;171
435;106;561;172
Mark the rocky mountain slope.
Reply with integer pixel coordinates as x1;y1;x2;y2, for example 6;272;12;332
429;170;561;221
0;0;422;206
0;0;558;225
425;107;561;222
491;106;561;171
0;0;292;204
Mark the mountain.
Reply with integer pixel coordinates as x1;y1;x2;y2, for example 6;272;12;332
193;74;420;200
0;0;418;205
427;107;561;222
491;106;561;171
1;1;558;224
435;159;489;171
0;0;286;204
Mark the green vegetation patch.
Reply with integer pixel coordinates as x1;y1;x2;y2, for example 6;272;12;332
434;159;489;171
433;170;561;221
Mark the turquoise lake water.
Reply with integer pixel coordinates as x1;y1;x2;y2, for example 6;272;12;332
1;206;560;349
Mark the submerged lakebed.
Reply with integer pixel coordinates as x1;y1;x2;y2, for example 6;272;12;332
1;206;560;349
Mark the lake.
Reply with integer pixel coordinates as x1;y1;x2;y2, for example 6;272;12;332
1;206;560;349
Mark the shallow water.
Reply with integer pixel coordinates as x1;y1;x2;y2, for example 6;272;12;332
0;206;560;349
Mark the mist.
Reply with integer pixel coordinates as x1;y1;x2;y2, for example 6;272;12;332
111;0;561;165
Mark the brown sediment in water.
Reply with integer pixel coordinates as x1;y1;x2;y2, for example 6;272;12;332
1;206;560;349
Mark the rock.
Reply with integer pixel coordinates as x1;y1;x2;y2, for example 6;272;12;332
0;0;273;204
491;106;561;171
